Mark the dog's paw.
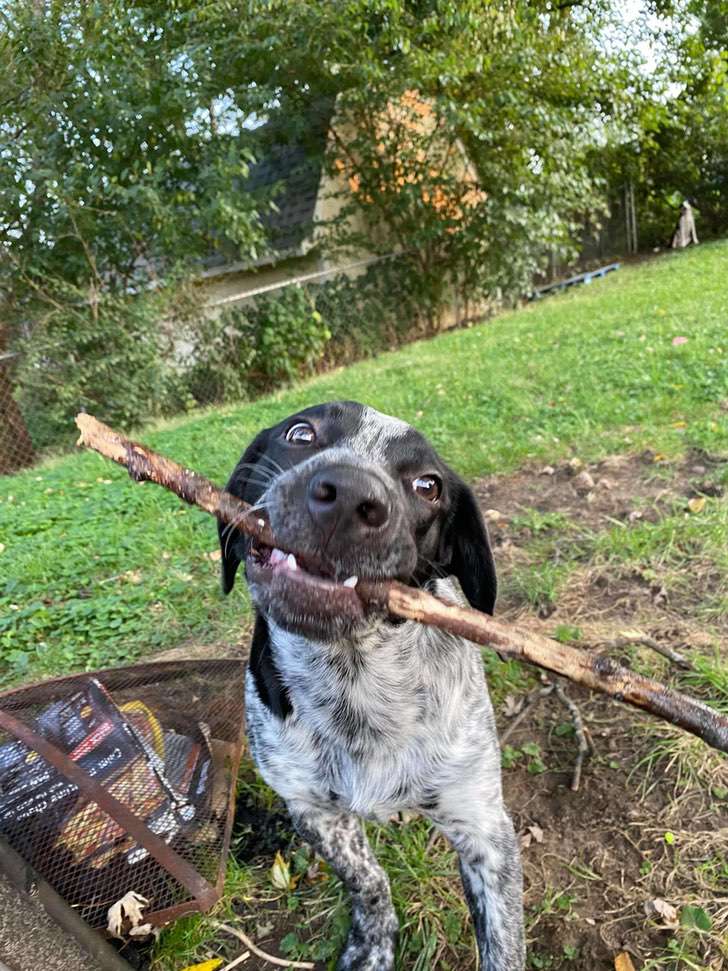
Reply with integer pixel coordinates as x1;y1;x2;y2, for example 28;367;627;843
336;909;398;971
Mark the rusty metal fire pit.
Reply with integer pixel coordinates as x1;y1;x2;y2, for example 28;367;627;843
0;659;246;931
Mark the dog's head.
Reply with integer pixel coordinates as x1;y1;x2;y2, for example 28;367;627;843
219;401;496;639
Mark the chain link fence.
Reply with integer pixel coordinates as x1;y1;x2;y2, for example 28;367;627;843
1;353;36;476
0;253;475;477
1;200;640;480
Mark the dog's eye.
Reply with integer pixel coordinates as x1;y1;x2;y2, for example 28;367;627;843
412;475;442;502
285;422;316;445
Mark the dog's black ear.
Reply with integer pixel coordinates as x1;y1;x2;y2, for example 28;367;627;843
439;475;497;615
218;428;270;594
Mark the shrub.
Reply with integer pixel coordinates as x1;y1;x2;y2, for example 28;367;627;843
183;286;331;405
13;290;187;449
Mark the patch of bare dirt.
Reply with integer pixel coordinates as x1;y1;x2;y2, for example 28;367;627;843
473;448;727;634
474;447;724;542
472;449;728;969
500;686;727;970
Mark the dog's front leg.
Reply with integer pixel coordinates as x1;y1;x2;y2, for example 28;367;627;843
288;801;398;971
429;791;525;970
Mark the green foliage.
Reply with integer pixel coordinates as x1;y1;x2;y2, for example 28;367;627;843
13;287;198;449
315;258;424;364
680;905;712;932
598;1;728;248
0;1;264;292
3;0;728;456
184;287;331;405
0;0;264;440
231;0;632;301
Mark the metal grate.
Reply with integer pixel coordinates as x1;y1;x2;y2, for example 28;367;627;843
0;659;246;930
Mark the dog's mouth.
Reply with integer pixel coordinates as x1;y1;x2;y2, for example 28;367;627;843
248;541;360;590
246;540;371;635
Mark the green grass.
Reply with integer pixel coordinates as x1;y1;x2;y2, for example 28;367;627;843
2;242;727;686
592;493;728;621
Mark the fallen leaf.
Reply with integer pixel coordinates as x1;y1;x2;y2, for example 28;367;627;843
180;960;224;971
204;549;222;561
107;891;149;938
527;823;544;844
687;496;706;514
614;953;636;971
270;850;297;890
644;898;679;928
520;831;532;849
502;694;521;718
672;336;688;346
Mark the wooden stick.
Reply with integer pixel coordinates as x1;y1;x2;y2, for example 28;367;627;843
551;680;591;792
75;414;728;755
211;920;314;969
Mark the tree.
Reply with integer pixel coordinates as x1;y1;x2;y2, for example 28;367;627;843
217;0;641;305
0;1;266;444
598;0;728;248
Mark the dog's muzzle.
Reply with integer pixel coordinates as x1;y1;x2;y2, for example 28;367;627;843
245;458;417;639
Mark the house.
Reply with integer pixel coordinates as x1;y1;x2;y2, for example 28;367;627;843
194;93;485;327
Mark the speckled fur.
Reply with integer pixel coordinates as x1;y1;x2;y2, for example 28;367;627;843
226;404;525;971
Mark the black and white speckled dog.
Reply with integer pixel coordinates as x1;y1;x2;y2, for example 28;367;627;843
219;401;525;971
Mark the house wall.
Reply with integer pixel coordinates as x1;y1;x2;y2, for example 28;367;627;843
197;251;324;312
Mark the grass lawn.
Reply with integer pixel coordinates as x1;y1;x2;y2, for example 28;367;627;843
1;241;727;970
2;242;726;685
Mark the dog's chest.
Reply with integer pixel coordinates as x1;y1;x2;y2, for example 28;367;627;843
246;623;490;819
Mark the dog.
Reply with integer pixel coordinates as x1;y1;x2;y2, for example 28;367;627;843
219;401;525;971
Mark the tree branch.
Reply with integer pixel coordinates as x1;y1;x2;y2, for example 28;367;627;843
75;414;728;755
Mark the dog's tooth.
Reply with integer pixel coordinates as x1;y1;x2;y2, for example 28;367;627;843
287;553;298;571
257;518;265;528
342;575;358;588
270;548;285;565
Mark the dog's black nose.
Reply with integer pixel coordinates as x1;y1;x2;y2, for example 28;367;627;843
307;467;390;532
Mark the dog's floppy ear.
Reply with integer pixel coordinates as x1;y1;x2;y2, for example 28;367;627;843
218;428;271;594
439;474;497;615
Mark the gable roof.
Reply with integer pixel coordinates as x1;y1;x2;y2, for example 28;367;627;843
248;98;334;256
246;142;323;253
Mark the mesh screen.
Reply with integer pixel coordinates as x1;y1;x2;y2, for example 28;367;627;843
0;659;245;928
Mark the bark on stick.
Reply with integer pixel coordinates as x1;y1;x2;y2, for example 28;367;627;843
75;413;728;755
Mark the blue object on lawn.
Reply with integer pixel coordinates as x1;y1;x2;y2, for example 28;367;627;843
528;262;621;300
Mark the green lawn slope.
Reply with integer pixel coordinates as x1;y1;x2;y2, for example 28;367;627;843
2;242;727;685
